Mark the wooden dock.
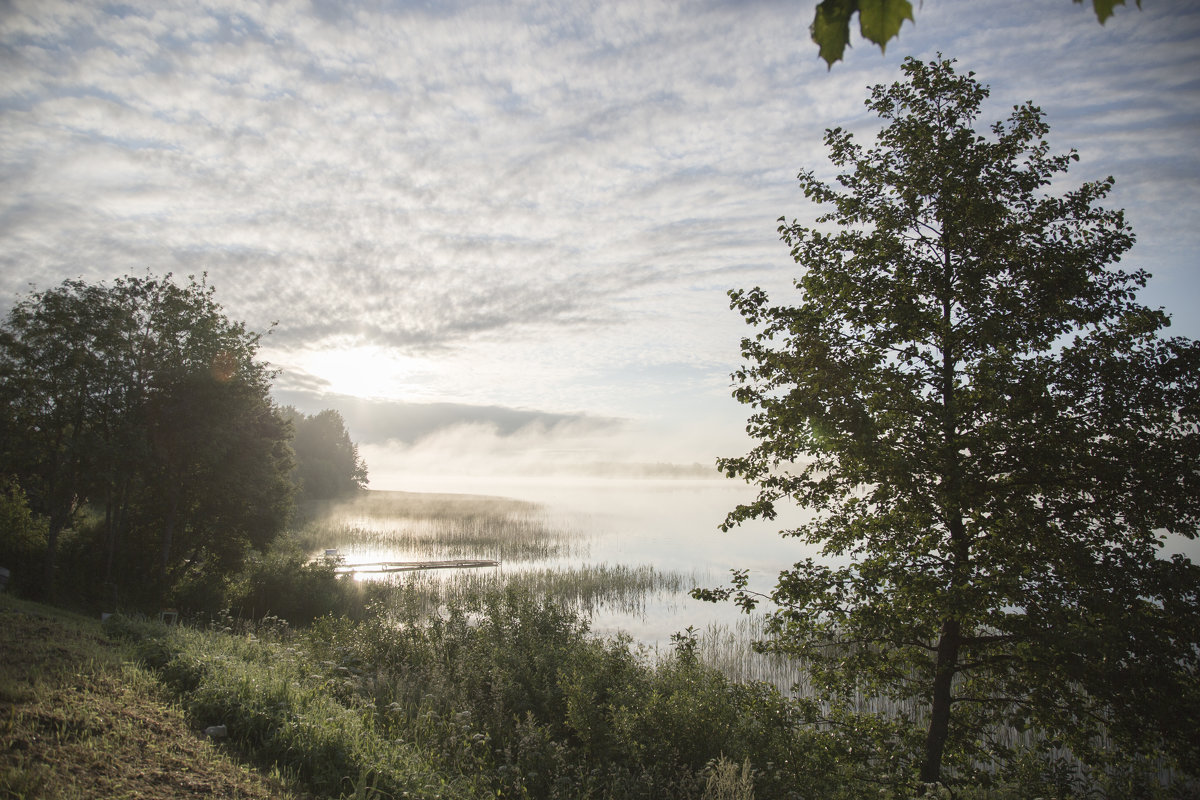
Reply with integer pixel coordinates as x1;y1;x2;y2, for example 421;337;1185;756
333;558;499;575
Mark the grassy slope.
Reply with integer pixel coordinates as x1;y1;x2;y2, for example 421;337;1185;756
0;595;312;800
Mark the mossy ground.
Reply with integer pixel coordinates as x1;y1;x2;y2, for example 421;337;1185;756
0;595;311;800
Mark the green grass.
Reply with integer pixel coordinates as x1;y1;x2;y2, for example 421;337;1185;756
124;619;472;799
0;594;311;800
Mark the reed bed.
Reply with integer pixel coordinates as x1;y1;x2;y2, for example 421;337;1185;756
303;489;542;522
280;490;1180;791
690;616;1187;791
381;562;700;619
695;615;808;694
291;490;587;563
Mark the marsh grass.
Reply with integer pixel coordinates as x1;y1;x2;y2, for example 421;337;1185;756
696;617;925;716
695;615;808;694
280;489;708;633
391;562;701;618
292;490;586;564
308;490;542;521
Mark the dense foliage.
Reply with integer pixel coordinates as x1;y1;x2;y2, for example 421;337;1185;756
283;407;369;500
0;478;46;597
109;589;866;800
0;274;301;608
700;56;1200;793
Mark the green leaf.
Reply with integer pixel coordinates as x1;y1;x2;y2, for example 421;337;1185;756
1086;0;1121;24
810;0;857;68
814;1;1142;67
857;0;913;50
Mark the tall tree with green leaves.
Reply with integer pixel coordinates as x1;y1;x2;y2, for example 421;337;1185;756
0;274;293;602
142;370;294;587
0;279;129;596
698;56;1200;792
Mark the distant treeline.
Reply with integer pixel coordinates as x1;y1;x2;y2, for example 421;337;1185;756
0;273;366;609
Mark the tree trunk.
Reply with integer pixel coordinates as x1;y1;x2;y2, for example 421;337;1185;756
41;514;65;602
104;478;129;584
923;222;966;785
920;617;961;783
159;481;180;587
103;485;115;581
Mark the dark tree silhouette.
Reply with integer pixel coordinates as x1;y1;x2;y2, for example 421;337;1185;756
0;274;293;603
283;408;368;500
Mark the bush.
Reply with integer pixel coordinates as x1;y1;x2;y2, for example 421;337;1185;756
128;586;861;799
302;587;841;799
0;477;47;597
158;539;392;625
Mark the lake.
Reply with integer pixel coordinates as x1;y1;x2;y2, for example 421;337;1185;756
305;473;1200;683
307;476;818;653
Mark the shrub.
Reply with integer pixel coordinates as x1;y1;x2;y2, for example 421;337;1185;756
132;587;853;799
0;477;47;597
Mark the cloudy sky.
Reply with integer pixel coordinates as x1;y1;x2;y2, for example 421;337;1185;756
3;0;1198;488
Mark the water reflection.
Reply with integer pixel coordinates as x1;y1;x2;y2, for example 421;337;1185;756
303;477;821;653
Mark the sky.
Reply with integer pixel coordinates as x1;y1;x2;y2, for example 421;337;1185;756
2;0;1198;490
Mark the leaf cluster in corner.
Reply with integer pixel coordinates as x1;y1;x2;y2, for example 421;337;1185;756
810;0;914;68
1082;0;1141;25
810;0;1141;67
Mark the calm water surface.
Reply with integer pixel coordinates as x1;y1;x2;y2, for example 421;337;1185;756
321;476;819;646
318;475;1200;651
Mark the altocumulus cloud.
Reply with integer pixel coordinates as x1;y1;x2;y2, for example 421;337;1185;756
3;0;1199;475
0;0;821;356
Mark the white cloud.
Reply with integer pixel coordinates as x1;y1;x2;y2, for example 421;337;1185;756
2;0;1199;470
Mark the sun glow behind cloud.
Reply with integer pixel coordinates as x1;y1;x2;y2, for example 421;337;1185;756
288;345;429;401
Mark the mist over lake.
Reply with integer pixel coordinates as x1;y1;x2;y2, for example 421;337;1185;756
309;472;1200;660
307;477;819;647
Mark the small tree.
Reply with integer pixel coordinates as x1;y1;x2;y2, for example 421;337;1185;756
0;477;48;596
699;56;1200;792
284;408;369;500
